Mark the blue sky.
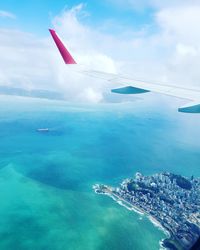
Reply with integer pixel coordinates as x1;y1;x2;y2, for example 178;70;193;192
0;0;155;36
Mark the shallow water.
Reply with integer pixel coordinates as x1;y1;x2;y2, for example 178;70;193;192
0;95;199;250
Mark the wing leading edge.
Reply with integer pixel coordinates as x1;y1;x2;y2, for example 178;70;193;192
49;29;200;113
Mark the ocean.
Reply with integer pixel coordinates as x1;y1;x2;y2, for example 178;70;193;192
0;95;199;250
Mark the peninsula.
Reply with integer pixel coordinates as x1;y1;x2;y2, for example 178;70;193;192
93;172;200;250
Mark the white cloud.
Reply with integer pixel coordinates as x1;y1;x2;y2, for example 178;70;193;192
176;44;197;57
78;87;103;103
0;10;15;19
0;29;51;89
153;5;200;87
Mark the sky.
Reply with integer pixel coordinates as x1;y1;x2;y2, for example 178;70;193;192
0;0;154;34
0;0;200;103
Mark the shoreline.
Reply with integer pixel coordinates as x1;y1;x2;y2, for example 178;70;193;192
93;171;200;250
94;187;170;238
148;215;170;237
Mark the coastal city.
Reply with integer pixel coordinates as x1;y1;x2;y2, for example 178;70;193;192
93;172;200;250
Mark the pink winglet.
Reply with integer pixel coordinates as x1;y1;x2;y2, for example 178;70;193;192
49;29;76;64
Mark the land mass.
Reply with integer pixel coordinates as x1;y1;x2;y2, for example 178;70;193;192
93;172;200;250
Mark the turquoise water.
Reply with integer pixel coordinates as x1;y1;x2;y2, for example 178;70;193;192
0;95;200;250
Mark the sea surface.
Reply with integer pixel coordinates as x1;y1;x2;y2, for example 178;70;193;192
0;95;200;250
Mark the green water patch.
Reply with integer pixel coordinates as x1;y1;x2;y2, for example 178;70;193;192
0;165;164;250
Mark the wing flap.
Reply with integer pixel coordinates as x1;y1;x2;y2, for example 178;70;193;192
178;102;200;113
111;86;150;94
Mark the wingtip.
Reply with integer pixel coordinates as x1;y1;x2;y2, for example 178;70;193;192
49;28;77;64
49;28;55;33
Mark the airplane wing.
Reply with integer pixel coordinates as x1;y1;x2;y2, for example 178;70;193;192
49;29;200;113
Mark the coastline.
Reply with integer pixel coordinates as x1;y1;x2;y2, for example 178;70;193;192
94;187;170;237
93;171;200;250
110;192;144;215
148;215;170;237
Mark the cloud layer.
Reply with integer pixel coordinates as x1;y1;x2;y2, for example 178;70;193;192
0;2;200;103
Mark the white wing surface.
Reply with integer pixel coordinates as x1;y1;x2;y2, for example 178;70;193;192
49;29;200;113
